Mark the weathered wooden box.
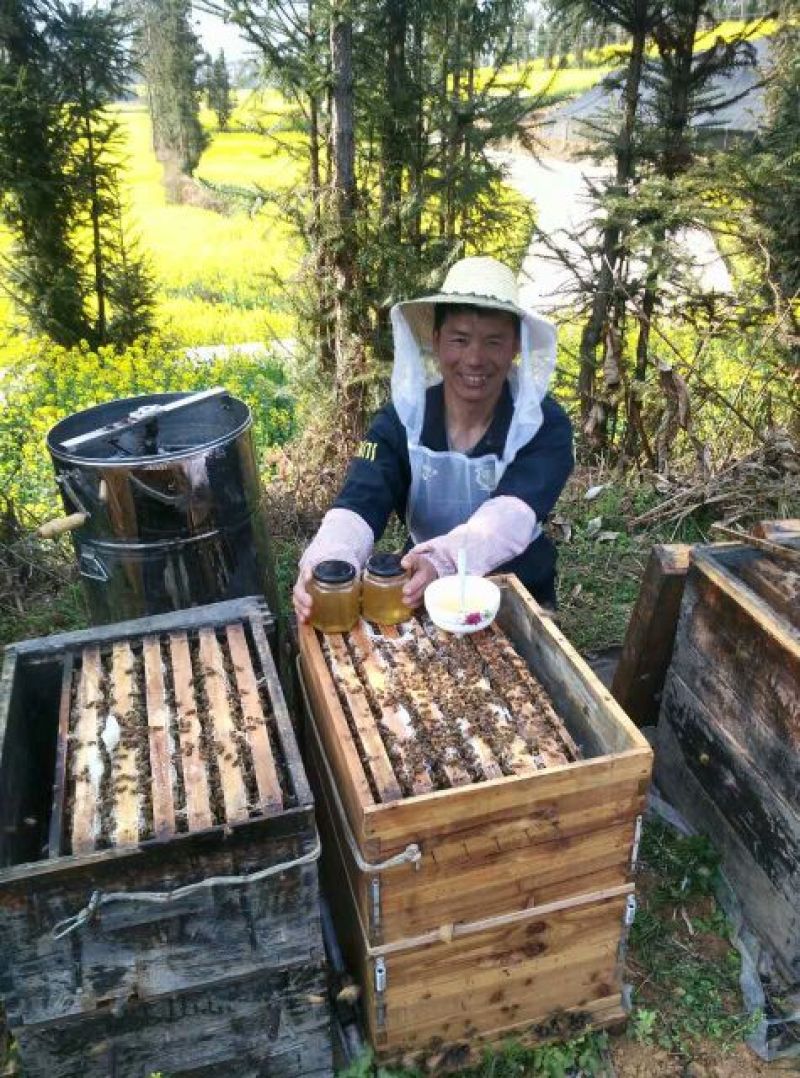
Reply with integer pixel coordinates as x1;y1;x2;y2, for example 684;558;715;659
0;598;332;1077
13;966;332;1078
298;575;652;1062
655;544;800;983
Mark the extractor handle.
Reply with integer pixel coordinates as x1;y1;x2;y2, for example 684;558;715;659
38;512;88;539
58;387;228;452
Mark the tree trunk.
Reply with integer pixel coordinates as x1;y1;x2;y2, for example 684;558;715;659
577;23;647;435
80;72;106;346
381;0;407;240
330;10;366;437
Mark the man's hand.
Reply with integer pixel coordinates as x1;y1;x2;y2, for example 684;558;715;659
400;550;439;608
292;565;314;623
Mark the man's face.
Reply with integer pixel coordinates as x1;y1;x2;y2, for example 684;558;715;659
433;308;519;408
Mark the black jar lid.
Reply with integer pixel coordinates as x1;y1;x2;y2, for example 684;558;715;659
366;552;405;578
312;559;356;585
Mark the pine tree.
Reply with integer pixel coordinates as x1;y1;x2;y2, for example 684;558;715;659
197;0;537;435
208;50;233;130
0;0;154;347
0;0;85;343
138;0;207;198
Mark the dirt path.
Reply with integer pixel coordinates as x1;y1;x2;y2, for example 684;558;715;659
491;149;732;312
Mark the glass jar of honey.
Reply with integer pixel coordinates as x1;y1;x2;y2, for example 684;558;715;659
308;560;360;633
362;553;412;625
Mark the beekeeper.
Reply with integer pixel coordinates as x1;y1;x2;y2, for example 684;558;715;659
293;256;574;621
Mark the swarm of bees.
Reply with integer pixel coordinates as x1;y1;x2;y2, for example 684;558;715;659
63;627;284;851
323;615;579;798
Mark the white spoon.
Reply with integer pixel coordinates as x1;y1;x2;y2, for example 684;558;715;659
457;547;467;619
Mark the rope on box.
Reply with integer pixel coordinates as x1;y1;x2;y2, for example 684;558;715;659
52;831;322;939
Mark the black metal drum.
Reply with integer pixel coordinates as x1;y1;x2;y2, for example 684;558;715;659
46;390;273;623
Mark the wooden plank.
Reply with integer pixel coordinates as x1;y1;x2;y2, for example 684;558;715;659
693;549;799;653
8;596;274;658
656;705;800;985
71;646;102;855
248;613;312;808
385;893;625;996
377;994;625;1063
298;622;375;836
382;952;619;1049
169;633;213;832
658;671;800;902
408;622;504;782
378;896;626;1047
226;623;283;815
753;518;800;543
495;574;650;758
111;641;141;846
375;826;635;939
380;625;472;789
710;523;800;570
734;556;799;631
350;622;433;796
198;628;249;825
679;560;800;748
327;634;403;803
476;627;576;766
48;654;74;858
669;631;800;807
142;636;176;839
364;748;650;848
612;543;692;726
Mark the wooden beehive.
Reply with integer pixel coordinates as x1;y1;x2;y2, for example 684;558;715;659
0;598;332;1077
655;543;800;984
298;575;652;1063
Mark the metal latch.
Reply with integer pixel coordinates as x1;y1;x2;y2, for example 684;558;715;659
630;815;643;870
624;894;637;926
374;956;387;1029
370;877;381;936
616;894;638;978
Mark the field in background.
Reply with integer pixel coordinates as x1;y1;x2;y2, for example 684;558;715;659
117;92;303;347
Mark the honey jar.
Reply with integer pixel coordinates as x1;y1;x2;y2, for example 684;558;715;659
362;552;412;626
308;560;360;632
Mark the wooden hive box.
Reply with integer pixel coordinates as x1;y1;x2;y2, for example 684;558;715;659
0;598;332;1077
297;574;652;1063
655;543;800;984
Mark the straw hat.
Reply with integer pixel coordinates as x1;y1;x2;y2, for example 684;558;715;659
396;256;524;351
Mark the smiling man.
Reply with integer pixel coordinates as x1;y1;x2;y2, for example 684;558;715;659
293;256;574;621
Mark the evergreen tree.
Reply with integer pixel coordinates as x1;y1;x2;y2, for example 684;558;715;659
208;50;233;130
0;0;85;343
138;0;207;197
0;0;154;347
198;0;536;435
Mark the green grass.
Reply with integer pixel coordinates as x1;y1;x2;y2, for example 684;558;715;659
338;1032;612;1078
551;472;711;653
626;819;760;1058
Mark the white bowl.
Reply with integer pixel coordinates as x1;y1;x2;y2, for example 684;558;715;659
424;575;501;635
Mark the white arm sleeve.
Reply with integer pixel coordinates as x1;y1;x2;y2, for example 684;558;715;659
409;496;537;578
299;507;375;575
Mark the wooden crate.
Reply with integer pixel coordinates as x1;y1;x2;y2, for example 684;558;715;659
13;967;331;1078
655;544;800;983
0;598;332;1076
298;574;651;1059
